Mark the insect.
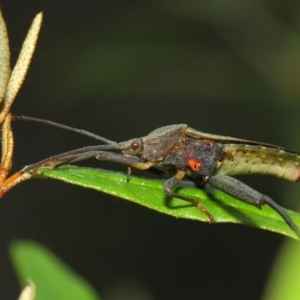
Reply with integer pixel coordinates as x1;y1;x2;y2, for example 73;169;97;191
8;116;300;238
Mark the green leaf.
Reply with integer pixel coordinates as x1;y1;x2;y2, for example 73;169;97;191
10;240;101;300
263;239;300;300
34;165;300;239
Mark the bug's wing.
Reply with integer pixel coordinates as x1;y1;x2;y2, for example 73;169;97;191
185;127;300;182
217;144;300;181
185;127;285;149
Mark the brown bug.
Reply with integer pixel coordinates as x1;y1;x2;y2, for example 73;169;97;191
6;116;300;238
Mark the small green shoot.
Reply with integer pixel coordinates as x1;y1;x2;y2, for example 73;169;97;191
10;240;101;300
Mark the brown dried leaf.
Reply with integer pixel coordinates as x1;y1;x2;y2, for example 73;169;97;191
0;12;43;123
0;8;10;104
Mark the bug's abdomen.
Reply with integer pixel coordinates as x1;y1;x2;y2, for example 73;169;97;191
217;144;300;182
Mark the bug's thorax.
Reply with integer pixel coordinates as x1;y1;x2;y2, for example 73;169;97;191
217;144;300;181
118;124;188;161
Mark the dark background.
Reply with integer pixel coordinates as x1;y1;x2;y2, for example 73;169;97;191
1;1;300;299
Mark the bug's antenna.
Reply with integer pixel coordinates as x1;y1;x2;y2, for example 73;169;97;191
12;115;116;145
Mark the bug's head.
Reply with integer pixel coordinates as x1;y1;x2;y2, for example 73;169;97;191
118;138;144;156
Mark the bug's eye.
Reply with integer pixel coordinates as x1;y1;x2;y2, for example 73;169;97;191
130;141;140;151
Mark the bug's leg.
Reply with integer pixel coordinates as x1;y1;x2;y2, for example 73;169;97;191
147;166;176;177
18;144;119;173
206;175;300;238
95;151;155;170
188;176;205;188
164;170;214;223
127;166;131;182
1;145;117;194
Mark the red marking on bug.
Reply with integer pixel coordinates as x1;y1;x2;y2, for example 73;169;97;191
188;158;202;172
